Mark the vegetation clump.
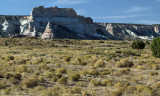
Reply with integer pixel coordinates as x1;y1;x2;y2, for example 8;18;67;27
116;59;134;68
23;78;39;88
69;74;80;81
131;41;145;49
94;59;105;68
151;37;160;58
57;77;67;85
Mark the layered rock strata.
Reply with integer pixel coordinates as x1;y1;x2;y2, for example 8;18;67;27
0;6;160;40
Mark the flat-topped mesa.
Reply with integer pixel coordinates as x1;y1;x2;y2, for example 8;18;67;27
31;6;77;18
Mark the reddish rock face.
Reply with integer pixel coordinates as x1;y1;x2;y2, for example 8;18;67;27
31;6;77;18
41;22;54;39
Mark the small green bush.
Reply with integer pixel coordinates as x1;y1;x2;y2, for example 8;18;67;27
23;78;39;88
94;59;105;68
79;61;87;66
69;74;80;81
110;90;122;96
151;37;160;58
90;79;101;86
64;56;71;62
57;77;67;85
17;65;28;73
131;41;145;49
88;70;99;76
57;68;67;74
0;82;7;89
101;79;113;86
4;73;22;80
98;41;104;43
116;59;134;68
45;72;53;78
51;76;58;82
4;73;13;79
150;71;158;76
5;56;14;61
71;86;82;94
13;73;22;80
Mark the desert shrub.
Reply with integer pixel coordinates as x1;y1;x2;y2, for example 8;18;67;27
150;71;158;76
4;88;12;95
56;73;63;78
121;41;128;44
45;72;53;78
41;87;60;96
88;70;99;76
79;61;87;66
76;82;86;87
64;56;71;62
57;77;67;85
156;82;160;88
4;73;21;80
13;73;22;80
117;69;131;75
136;85;149;93
17;65;28;73
151;37;160;58
0;82;7;89
17;59;27;64
101;79;113;86
125;86;136;94
94;59;105;68
38;76;45;83
100;70;112;75
32;58;43;64
23;78;39;88
98;41;104;43
5;56;14;61
110;90;122;96
90;79;101;86
140;87;154;96
131;41;145;49
36;86;46;91
116;59;134;68
75;57;81;62
114;82;123;88
69;74;80;81
9;77;20;85
122;50;140;56
0;72;4;78
57;68;67;74
51;76;58;82
4;73;14;79
71;86;82;94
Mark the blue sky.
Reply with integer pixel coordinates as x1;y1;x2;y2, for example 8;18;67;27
0;0;160;24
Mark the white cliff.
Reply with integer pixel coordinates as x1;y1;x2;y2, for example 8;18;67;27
0;6;160;40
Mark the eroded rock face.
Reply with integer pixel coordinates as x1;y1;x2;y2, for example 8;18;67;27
41;22;54;39
0;6;160;40
99;23;160;40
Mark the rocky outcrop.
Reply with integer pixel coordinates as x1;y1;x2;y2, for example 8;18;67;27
0;6;160;40
31;6;77;18
98;23;160;40
41;22;54;39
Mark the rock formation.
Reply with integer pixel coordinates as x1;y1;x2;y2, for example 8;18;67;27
0;6;160;40
41;22;54;39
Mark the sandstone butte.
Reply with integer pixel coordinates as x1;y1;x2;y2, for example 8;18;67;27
0;6;160;40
